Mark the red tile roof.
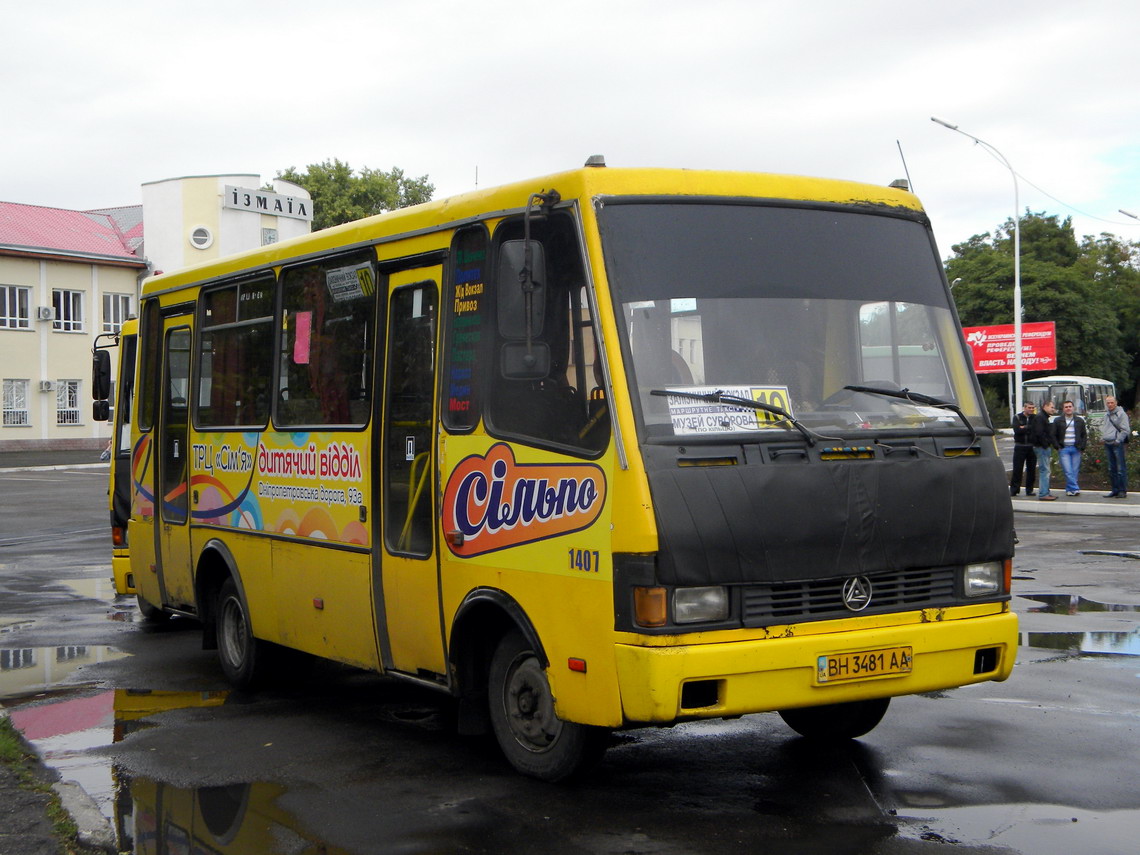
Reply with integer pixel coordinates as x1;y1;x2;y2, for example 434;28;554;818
0;201;145;264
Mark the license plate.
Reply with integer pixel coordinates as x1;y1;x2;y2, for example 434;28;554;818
816;646;912;684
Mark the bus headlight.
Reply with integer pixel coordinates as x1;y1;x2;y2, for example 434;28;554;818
674;586;729;623
963;561;1003;597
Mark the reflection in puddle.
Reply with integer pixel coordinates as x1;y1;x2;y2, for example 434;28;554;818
0;645;128;698
1022;593;1140;614
1020;630;1140;656
6;687;343;854
59;576;119;603
116;775;350;855
897;803;1138;855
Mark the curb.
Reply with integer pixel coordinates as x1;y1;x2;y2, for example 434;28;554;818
0;462;109;474
1012;498;1140;517
53;780;117;853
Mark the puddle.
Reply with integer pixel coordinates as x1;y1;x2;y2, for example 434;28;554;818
0;645;128;699
1021;593;1140;614
1020;630;1140;656
5;687;346;854
7;691;228;830
59;576;119;603
896;803;1139;855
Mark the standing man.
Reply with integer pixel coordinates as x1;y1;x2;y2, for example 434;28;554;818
1009;401;1037;496
1101;395;1130;498
1030;400;1059;501
1052;400;1088;496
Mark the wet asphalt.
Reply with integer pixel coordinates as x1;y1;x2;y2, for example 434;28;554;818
1;445;1138;854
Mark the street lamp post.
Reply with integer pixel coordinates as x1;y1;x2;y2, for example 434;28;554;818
931;117;1023;415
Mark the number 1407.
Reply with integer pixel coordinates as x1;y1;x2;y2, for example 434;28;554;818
568;549;601;573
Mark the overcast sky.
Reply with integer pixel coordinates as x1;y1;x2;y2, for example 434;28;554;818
3;0;1139;258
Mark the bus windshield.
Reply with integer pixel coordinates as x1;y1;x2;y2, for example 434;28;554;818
597;202;984;439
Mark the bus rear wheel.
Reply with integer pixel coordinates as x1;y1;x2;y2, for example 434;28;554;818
487;630;606;781
778;697;890;741
217;577;269;689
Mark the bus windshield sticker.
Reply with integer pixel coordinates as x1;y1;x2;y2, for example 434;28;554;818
325;262;374;303
663;385;794;435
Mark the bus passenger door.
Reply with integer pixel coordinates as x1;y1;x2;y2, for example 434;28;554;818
155;320;195;609
375;272;445;676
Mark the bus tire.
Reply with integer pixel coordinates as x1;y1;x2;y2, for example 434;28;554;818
136;593;169;623
777;697;890;741
216;577;268;689
487;630;607;781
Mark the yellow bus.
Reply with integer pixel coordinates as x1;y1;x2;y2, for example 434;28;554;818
97;163;1017;780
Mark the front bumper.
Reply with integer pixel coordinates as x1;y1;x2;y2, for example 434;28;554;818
614;608;1017;723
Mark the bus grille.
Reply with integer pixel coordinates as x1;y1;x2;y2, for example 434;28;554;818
740;566;958;627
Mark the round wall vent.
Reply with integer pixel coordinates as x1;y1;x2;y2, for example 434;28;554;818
189;225;214;249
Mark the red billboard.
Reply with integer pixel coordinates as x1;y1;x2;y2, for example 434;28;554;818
962;322;1057;374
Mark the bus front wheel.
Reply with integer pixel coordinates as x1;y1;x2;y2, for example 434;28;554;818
217;577;268;689
778;697;890;741
487;630;606;781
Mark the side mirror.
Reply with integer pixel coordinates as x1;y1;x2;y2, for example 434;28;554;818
496;240;545;339
500;341;551;380
92;400;111;422
92;349;112;401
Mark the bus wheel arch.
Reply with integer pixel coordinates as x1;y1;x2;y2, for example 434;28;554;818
194;540;240;652
449;589;547;737
450;589;606;780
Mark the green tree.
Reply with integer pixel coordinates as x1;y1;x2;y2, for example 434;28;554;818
277;159;434;230
1075;232;1140;404
945;212;1132;416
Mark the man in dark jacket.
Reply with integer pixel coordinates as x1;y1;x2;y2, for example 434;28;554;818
1052;400;1088;496
1009;401;1037;496
1101;395;1130;498
1029;400;1059;500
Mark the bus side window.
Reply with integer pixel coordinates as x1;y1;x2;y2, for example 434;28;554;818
486;213;609;455
277;253;377;428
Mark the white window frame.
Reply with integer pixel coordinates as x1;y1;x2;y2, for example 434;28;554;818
2;379;30;426
56;379;81;426
1;285;31;329
53;289;84;332
102;293;133;333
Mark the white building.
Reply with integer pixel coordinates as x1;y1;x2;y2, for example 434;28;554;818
0;175;312;452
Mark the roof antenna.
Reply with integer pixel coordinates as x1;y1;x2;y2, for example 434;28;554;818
894;140;914;192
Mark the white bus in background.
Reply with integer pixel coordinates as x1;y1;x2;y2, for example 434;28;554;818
1021;375;1116;427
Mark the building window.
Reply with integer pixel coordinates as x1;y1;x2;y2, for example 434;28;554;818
2;379;30;426
56;380;81;425
52;289;84;332
102;293;132;333
1;285;31;329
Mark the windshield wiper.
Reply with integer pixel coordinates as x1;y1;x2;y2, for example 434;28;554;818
843;385;977;444
650;389;818;445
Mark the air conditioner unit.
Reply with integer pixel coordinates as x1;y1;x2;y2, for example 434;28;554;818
39;380;55;392
36;306;55;321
